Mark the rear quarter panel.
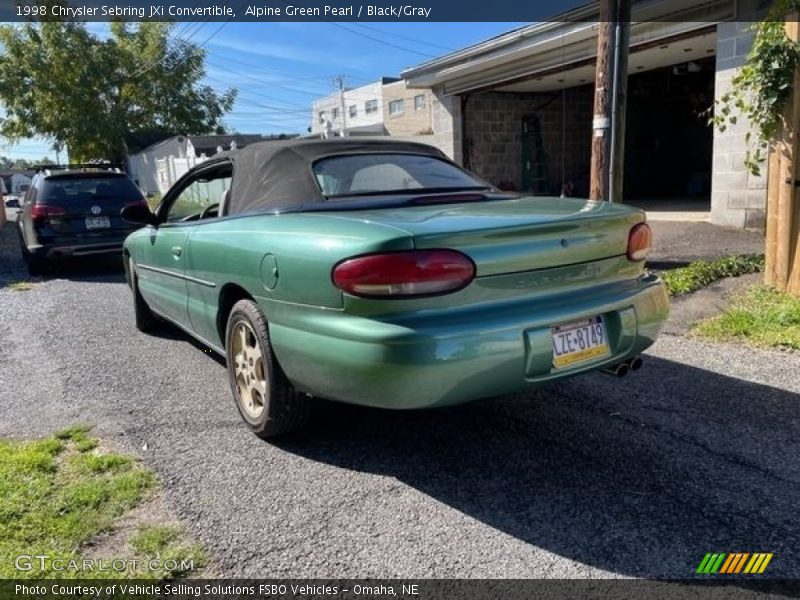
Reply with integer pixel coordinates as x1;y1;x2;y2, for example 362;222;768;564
181;212;414;347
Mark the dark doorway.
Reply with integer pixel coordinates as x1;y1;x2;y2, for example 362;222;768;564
624;57;715;202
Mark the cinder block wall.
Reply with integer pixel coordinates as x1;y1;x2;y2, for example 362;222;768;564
462;87;593;195
428;87;463;165
711;16;766;229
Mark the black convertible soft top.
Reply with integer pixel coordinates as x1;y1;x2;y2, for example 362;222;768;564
226;138;447;215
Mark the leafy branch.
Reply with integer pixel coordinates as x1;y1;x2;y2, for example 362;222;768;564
713;0;800;176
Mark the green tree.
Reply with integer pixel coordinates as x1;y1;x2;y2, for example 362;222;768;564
0;21;236;162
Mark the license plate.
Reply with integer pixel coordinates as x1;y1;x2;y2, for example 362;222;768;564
85;216;110;229
551;316;610;369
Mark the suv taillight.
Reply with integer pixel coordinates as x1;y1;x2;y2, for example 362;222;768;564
332;250;476;298
627;223;653;262
123;200;149;210
30;204;66;220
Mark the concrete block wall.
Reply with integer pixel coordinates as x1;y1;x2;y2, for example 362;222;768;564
463;87;593;194
428;86;463;165
711;14;766;229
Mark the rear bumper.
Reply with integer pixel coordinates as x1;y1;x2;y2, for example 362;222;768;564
26;240;125;260
266;273;669;409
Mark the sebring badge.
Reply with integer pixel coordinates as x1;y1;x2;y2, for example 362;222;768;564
90;205;102;215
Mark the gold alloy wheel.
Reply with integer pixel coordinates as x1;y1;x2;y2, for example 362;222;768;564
230;320;268;420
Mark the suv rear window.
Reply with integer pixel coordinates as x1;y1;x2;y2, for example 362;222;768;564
40;175;142;204
313;154;488;198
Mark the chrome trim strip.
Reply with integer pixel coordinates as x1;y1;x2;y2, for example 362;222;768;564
136;263;217;288
148;305;225;357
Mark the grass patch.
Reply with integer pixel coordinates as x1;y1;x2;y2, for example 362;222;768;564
0;426;204;579
129;525;206;579
8;281;37;292
660;254;764;296
693;285;800;350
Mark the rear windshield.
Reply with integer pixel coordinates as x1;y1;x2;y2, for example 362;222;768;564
40;175;142;204
313;154;489;198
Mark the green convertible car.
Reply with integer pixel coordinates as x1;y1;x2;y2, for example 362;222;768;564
122;138;669;438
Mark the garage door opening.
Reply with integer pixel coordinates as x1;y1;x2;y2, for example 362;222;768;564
625;56;715;212
461;51;715;215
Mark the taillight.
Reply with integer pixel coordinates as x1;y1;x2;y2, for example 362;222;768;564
30;204;66;220
123;199;149;210
627;222;652;262
332;250;476;298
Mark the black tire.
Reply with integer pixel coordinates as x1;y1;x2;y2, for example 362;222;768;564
20;243;47;276
129;258;159;333
225;299;310;438
24;255;47;276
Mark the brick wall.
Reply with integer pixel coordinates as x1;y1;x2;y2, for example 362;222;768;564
463;87;593;195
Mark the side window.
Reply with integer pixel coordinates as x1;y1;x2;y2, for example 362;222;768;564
24;181;38;205
166;174;231;222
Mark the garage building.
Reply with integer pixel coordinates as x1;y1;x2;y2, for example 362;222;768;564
402;0;768;229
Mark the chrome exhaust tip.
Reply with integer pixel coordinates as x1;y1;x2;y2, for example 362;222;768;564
601;362;630;378
629;356;643;371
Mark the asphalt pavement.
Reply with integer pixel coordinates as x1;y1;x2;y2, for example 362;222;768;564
1;220;797;579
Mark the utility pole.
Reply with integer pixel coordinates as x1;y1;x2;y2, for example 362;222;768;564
589;0;631;202
609;0;631;203
333;75;347;137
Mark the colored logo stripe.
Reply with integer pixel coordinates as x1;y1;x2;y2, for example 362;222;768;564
697;553;726;574
744;553;774;574
697;553;773;574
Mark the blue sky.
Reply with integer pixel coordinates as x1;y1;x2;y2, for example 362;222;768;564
0;21;526;162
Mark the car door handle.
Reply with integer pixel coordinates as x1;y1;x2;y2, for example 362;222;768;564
171;246;182;257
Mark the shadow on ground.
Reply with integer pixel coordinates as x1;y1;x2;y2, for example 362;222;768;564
0;223;126;287
277;356;799;579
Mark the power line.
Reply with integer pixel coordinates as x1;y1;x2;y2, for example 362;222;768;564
271;0;437;59
131;20;232;80
345;23;455;52
324;21;437;59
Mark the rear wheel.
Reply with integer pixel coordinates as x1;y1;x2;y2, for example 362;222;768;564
24;255;46;276
129;258;158;332
225;299;310;438
22;247;47;276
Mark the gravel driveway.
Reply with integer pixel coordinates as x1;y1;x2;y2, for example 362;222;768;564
0;221;797;579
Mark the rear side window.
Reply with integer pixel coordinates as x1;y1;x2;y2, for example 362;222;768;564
313;154;487;198
40;176;143;204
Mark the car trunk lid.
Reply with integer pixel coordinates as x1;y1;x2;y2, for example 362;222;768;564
321;196;645;277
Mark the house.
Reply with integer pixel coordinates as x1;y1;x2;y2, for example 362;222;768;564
0;170;34;196
382;80;434;137
309;77;435;140
128;134;292;195
310;78;396;137
402;0;766;229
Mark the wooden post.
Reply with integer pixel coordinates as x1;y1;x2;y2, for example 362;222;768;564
590;0;616;201
765;14;800;293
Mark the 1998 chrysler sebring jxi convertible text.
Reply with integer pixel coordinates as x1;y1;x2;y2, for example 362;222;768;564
121;139;669;438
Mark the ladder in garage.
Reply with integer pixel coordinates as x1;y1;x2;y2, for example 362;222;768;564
522;115;548;194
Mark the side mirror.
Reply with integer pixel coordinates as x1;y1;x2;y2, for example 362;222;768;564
121;203;158;226
4;197;20;208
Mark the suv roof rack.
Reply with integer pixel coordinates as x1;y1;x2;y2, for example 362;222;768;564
34;162;125;175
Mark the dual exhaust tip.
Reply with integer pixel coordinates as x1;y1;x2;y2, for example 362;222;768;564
601;356;643;378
